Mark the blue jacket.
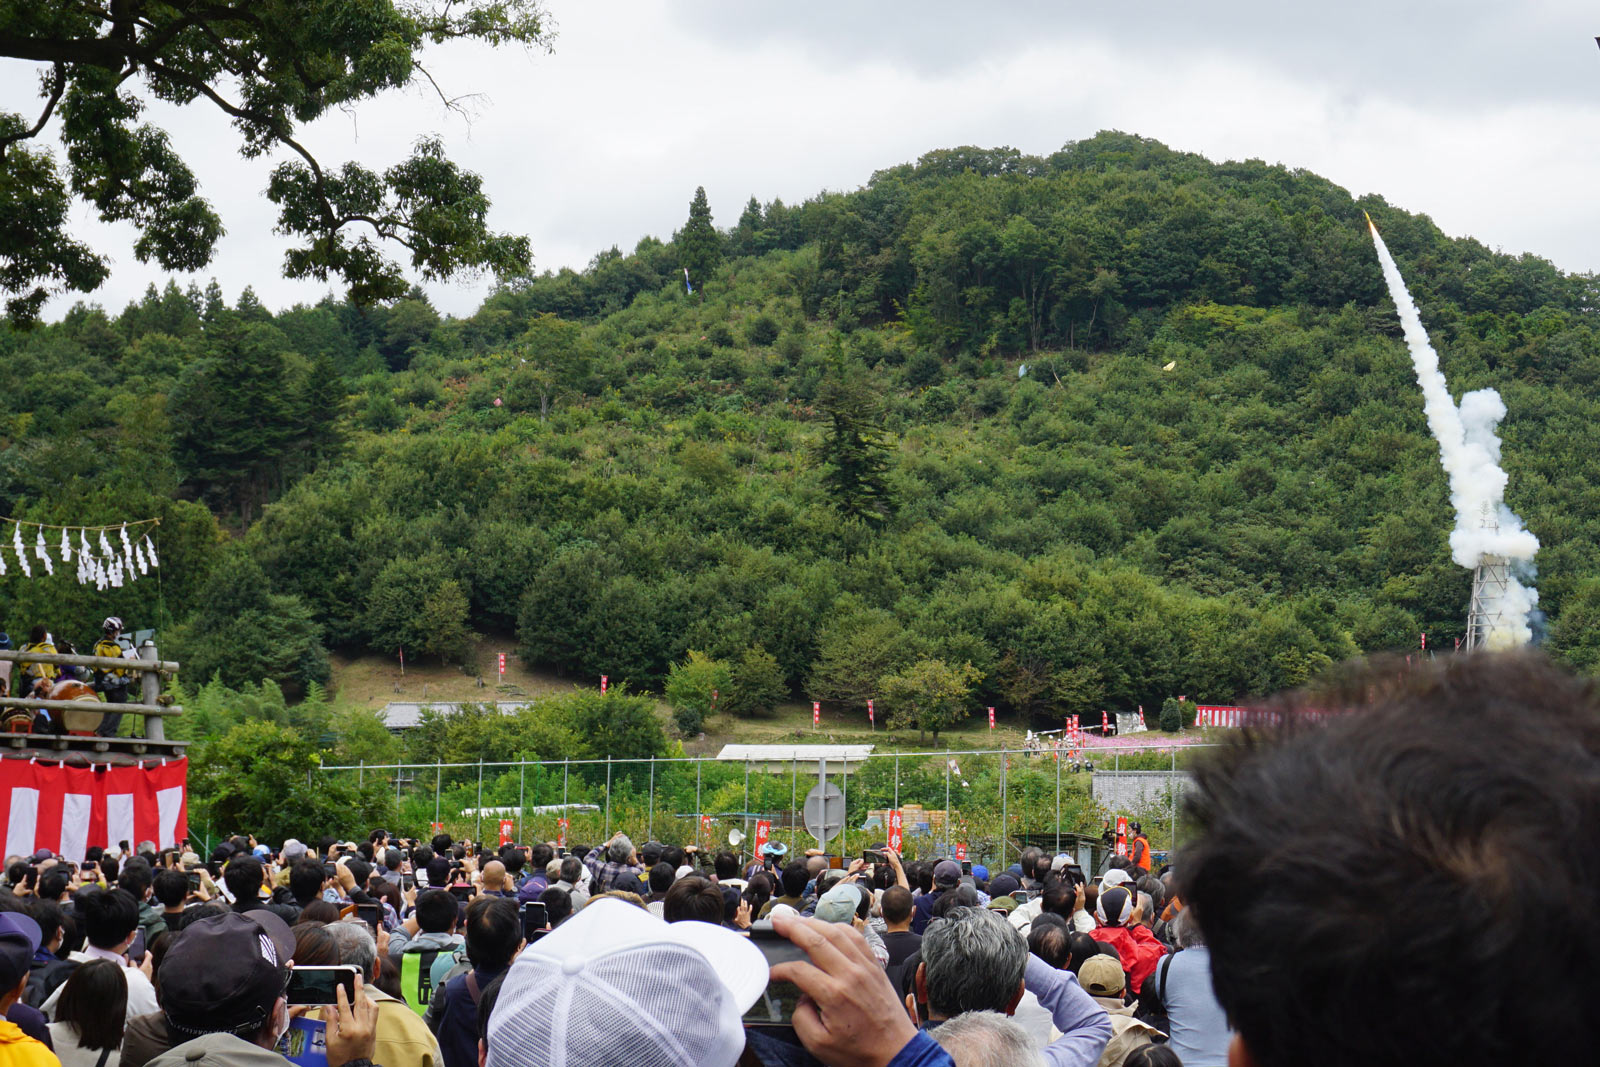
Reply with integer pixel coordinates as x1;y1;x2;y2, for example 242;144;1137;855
424;964;508;1067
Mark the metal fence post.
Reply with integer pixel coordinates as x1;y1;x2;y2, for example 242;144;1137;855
518;762;526;844
648;757;655;842
841;756;848;859
476;760;484;844
605;757;612;839
893;754;900;810
944;757;951;853
435;763;441;831
395;764;402;818
790;757;797;845
1170;746;1179;852
743;761;751;844
359;759;364;788
695;758;703;850
999;749;1007;867
1054;748;1061;856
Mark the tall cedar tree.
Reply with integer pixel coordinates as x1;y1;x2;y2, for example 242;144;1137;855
678;186;722;288
817;362;894;527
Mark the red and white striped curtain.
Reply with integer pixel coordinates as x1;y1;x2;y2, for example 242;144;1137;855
2;758;188;861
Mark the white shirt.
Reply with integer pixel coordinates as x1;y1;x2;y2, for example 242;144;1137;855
42;946;160;1021
48;1022;121;1067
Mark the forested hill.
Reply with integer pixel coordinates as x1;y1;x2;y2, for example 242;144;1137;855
5;130;1600;722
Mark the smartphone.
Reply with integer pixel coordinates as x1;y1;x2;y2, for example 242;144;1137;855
286;965;360;1005
127;928;147;965
1064;864;1087;888
400;873;415;891
449;885;475;902
187;871;201;892
1012;890;1031;904
355;903;383;932
520;901;548;941
961;860;972;875
862;850;885;865
323;863;338;879
744;923;808;1027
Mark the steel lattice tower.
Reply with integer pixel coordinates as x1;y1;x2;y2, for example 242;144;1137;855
1463;506;1509;651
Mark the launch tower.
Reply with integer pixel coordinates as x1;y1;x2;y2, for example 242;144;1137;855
1463;506;1509;651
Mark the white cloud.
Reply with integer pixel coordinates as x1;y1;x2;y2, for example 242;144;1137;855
5;1;1598;320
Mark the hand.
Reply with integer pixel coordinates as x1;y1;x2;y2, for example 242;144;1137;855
803;849;825;858
734;899;752;930
324;974;379;1067
1073;883;1086;912
375;925;390;957
336;864;356;893
884;850;903;870
403;886;417;909
1130;901;1145;926
846;858;865;875
769;912;918;1067
138;953;154;980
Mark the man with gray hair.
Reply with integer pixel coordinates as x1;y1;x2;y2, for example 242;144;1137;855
932;1011;1045;1067
554;855;590;909
324;921;444;1067
911;906;1111;1067
583;832;644;893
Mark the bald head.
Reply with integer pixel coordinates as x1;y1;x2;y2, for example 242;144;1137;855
481;859;508;892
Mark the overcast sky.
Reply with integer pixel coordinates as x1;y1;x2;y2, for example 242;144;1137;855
8;1;1600;319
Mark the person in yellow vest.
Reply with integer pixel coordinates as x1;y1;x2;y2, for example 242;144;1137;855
17;625;59;692
93;616;131;738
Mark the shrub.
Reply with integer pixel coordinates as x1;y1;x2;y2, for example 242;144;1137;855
1159;698;1183;733
745;314;780;347
673;704;704;737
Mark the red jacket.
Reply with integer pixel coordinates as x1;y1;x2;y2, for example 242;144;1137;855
1093;922;1167;993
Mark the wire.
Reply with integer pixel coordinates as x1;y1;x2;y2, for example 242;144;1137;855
0;516;161;531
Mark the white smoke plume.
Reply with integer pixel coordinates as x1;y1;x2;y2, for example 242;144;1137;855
1367;216;1539;647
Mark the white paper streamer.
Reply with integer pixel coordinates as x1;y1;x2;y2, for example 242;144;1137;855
13;524;31;578
98;529;114;559
34;529;52;576
109;559;123;588
94;557;107;591
144;535;159;569
59;529;71;562
135;541;148;574
119;523;134;568
0;548;7;576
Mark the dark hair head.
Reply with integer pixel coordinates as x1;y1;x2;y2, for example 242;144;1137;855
1184;652;1600;1067
297;900;342;925
416;888;458;934
663;876;724;925
76;887;140;949
640;841;664;868
28;625;47;643
431;833;453;854
412;845;434;868
539;886;572;927
222;855;263;904
21;898;65;950
39;867;71;902
648;862;676;894
1123;1047;1184;1067
289;857;328;907
465;896;521;972
1040;881;1075;917
1028;919;1072;969
291;923;341;966
1067;931;1101;973
384;849;402;871
714;851;738;880
343;857;371;887
529;843;553;870
661;846;687;871
56;959;127;1049
152;868;190;909
5;861;25;886
881;885;915;925
117;857;153;898
780;862;809;898
501;847;525;874
558;856;583;884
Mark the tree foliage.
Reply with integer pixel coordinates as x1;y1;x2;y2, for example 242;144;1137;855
0;1;546;322
880;658;982;742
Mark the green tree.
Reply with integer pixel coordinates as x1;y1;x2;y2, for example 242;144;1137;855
364;553;474;665
817;362;894;527
808;611;918;709
879;658;981;743
561;689;668;763
724;646;788;718
177;551;329;699
678;186;722;288
0;1;545;323
664;650;731;730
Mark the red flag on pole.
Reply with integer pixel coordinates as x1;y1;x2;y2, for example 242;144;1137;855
887;810;903;853
1115;815;1129;857
497;652;506;679
398;647;405;675
556;818;568;848
812;701;820;727
754;820;770;853
1100;710;1108;734
600;674;608;694
867;698;874;725
987;706;995;730
498;819;513;846
955;843;967;862
1421;632;1427;650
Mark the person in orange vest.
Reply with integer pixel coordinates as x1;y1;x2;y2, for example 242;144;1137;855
1129;821;1153;872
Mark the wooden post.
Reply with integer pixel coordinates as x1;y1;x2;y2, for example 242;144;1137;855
138;641;165;743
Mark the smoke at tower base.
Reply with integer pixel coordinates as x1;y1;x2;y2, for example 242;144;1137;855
1367;216;1539;648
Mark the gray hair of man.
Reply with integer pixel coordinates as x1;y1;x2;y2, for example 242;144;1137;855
1170;906;1205;950
1137;892;1155;923
918;906;1030;1019
324;920;379;981
558;855;584;884
607;834;634;865
930;1011;1044;1067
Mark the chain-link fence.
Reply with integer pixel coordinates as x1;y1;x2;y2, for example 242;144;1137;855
320;742;1213;871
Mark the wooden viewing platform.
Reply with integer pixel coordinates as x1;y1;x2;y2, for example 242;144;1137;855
0;644;187;765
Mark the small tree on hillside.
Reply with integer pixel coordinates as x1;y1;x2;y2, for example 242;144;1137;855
879;659;981;743
724;646;788;718
817;362;894;528
665;651;731;736
678;186;722;289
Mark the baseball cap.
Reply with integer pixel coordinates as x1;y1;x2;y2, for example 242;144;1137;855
29;848;53;863
987;895;1019;914
1051;854;1072;872
0;912;42;988
971;864;989;882
487;896;767;1067
1100;868;1135;889
988;874;1021;898
674;865;695;882
159;910;296;1038
280;839;308;861
1079;954;1126;997
933;860;962;888
813;882;861;924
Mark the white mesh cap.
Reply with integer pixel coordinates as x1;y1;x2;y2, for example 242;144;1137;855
487;897;768;1067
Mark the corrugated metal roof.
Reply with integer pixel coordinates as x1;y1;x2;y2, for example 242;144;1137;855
715;744;875;762
379;701;531;729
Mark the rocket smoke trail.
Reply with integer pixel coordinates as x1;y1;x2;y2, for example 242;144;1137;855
1366;215;1539;647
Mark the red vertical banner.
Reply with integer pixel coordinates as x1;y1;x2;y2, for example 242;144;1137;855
867;698;874;726
987;706;995;730
1421;632;1427;650
1100;710;1108;734
812;701;820;727
1115;815;1129;857
600;674;608;694
430;822;444;833
887;810;903;853
754;819;770;853
711;689;719;709
955;842;967;862
556;818;568;848
498;819;513;846
497;652;506;679
700;814;713;847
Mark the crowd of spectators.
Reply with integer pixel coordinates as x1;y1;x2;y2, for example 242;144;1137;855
0;653;1592;1067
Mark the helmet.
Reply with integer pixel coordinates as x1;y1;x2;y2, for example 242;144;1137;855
1129;821;1142;833
102;617;123;632
760;841;789;858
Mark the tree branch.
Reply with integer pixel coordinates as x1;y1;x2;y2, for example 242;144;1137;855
0;62;66;156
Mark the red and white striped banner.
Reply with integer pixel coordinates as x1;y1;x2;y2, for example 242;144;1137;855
3;758;187;862
987;706;995;730
1195;705;1245;728
812;702;820;726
